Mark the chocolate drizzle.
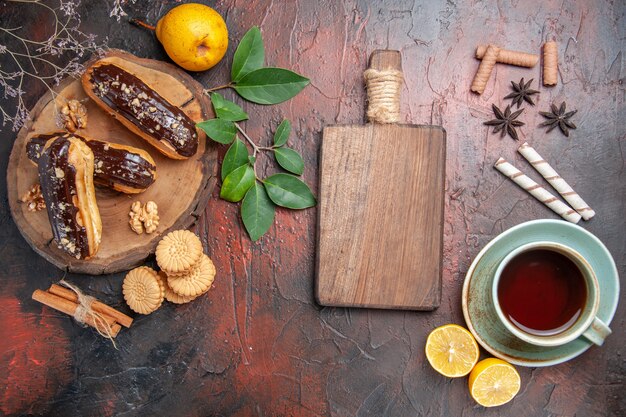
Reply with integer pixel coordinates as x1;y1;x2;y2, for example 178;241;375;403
87;64;198;157
38;136;90;259
26;134;57;162
28;133;156;191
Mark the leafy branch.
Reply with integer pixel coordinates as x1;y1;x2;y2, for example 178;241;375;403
201;27;309;105
197;27;314;241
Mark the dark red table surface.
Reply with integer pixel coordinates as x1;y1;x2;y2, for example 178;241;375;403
1;1;624;416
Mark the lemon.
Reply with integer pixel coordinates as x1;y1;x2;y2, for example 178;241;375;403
425;324;479;378
468;358;521;407
155;3;228;72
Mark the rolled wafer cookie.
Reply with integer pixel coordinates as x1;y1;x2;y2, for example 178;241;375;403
494;157;581;224
476;45;539;68
471;45;500;94
517;143;595;220
543;41;558;86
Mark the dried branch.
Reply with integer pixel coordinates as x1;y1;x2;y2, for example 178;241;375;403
0;0;107;132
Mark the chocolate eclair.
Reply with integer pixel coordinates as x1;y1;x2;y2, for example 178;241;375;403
81;60;198;159
38;135;102;259
27;133;157;194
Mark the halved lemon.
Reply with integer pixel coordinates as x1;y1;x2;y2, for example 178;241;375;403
425;324;479;377
469;358;521;407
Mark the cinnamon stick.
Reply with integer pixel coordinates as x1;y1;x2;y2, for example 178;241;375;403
48;284;133;328
32;290;121;337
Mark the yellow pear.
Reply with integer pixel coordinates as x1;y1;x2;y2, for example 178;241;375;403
153;3;228;72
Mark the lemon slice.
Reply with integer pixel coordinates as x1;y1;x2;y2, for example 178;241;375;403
425;324;480;377
469;358;521;407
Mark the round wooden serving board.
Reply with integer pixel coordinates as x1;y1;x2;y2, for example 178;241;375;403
7;49;217;275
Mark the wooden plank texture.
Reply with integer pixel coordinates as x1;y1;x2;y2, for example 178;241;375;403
317;124;446;309
317;49;446;310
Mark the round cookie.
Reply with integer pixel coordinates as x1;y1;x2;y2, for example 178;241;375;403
123;266;164;314
157;271;196;304
155;270;166;294
155;230;203;275
167;254;216;297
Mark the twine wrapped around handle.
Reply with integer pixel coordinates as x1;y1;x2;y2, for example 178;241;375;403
365;50;403;124
59;280;118;348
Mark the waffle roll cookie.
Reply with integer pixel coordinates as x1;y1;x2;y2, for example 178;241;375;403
38;135;102;259
475;45;539;68
494;157;581;224
471;44;500;94
543;41;558;86
27;133;157;194
518;142;595;220
82;60;198;159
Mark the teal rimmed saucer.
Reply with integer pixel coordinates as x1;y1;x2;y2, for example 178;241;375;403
462;219;619;367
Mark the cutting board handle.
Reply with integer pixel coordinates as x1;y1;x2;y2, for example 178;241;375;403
365;50;403;124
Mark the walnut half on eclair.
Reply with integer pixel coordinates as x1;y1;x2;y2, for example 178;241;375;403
38;135;102;259
27;133;157;194
81;60;198;160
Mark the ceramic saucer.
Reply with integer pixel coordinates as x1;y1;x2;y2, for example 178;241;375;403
462;219;619;367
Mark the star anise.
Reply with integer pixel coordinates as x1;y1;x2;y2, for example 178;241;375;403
539;102;577;137
484;104;525;140
504;78;539;108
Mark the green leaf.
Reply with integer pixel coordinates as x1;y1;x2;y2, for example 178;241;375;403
231;26;265;82
211;93;248;122
241;182;276;241
220;165;255;202
221;138;249;181
196;119;236;144
233;68;310;105
248;155;256;164
274;147;304;175
263;173;316;209
273;119;290;147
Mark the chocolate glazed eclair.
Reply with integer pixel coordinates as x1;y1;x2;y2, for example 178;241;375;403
27;133;157;194
38;135;102;259
81;60;198;159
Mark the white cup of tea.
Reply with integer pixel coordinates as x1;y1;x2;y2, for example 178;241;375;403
492;241;611;347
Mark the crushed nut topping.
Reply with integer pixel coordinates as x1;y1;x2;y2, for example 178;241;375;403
140;201;159;234
20;183;46;212
129;200;160;234
59;99;88;132
129;201;144;234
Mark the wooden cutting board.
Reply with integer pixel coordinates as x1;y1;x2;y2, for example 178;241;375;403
316;50;446;310
6;49;217;275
